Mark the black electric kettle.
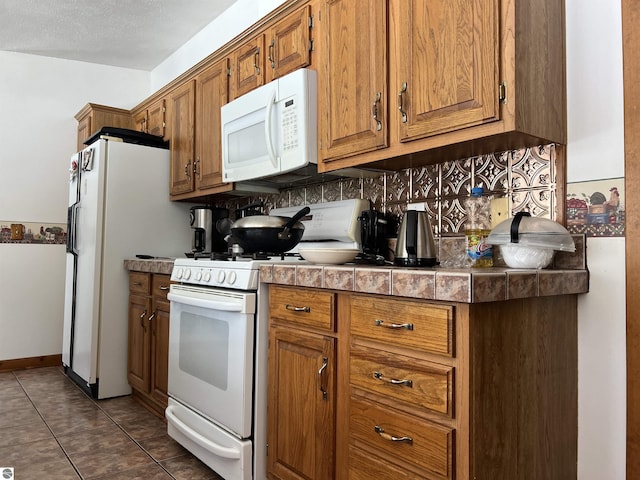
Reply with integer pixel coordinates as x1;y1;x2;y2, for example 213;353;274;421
394;210;437;267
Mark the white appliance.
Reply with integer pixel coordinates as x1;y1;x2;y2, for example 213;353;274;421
166;199;368;480
221;68;317;185
63;132;192;399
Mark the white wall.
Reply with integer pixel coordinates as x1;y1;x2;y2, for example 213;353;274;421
151;0;288;90
0;52;150;360
566;1;626;479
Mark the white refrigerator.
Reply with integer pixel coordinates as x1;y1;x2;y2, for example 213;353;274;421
63;136;192;399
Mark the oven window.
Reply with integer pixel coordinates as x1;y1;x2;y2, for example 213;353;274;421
179;312;229;390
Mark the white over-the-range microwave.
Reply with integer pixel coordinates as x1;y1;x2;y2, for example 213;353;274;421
221;68;318;187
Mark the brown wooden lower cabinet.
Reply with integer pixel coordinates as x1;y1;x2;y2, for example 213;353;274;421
127;272;172;417
267;285;578;480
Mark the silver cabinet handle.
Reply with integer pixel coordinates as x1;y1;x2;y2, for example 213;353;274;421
139;309;147;329
285;304;311;313
268;39;275;68
374;319;414;331
184;160;191;179
372;92;382;131
318;356;328;400
373;371;413;388
132;281;142;286
159;285;169;291
148;312;156;322
193;158;200;177
253;47;261;75
398;82;407;123
374;425;413;443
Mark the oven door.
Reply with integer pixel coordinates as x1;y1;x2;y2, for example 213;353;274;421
167;284;256;438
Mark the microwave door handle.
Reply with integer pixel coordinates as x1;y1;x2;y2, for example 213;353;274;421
264;90;279;168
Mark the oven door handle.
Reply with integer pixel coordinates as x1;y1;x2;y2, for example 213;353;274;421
165;405;241;459
168;292;245;312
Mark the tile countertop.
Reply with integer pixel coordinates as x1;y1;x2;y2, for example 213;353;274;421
123;257;176;275
258;263;589;304
123;243;590;304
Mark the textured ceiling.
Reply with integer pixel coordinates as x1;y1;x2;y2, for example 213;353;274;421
0;0;237;70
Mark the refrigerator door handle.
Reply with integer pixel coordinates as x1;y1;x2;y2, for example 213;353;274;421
66;203;79;255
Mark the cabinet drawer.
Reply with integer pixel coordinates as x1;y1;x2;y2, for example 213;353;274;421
349;445;425;480
269;286;335;331
129;272;150;294
151;274;171;300
350;295;454;357
350;344;453;417
350;396;454;480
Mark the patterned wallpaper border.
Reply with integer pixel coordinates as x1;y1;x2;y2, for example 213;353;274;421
0;222;67;244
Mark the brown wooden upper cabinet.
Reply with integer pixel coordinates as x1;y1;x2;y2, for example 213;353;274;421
317;0;566;171
265;5;313;83
168;58;233;198
194;58;230;191
168;80;196;196
230;34;265;100
75;103;132;152
318;0;389;161
134;98;167;139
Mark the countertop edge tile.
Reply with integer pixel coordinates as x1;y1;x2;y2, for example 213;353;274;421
123;258;175;275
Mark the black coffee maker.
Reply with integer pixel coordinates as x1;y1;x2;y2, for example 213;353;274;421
359;210;393;259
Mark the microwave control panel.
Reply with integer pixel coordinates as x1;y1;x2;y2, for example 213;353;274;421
281;97;298;152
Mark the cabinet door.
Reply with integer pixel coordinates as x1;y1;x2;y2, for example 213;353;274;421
319;0;388;162
267;326;335;480
195;58;229;190
77;115;92;152
266;5;312;82
147;99;166;138
168;81;196;195
150;298;170;408
133;110;148;133
230;35;265;100
395;0;499;141
128;293;151;393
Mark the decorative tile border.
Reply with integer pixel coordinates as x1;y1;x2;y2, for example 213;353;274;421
566;178;625;237
0;222;66;244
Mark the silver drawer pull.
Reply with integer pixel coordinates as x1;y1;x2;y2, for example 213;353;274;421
132;281;143;286
159;285;169;291
285;304;311;313
374;425;413;444
374;319;414;330
373;371;413;388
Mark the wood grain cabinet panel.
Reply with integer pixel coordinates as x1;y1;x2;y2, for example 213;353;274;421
395;0;499;141
168;81;196;196
194;58;229;191
318;0;388;161
230;35;265;100
350;396;454;480
269;285;335;331
266;4;312;82
350;294;454;357
127;273;172;417
350;344;453;417
267;326;336;480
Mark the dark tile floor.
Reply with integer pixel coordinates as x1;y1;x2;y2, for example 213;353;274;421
0;366;222;479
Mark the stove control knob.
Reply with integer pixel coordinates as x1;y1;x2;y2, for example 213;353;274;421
217;270;226;283
174;267;183;279
227;271;237;285
195;270;202;281
203;271;212;282
183;268;191;280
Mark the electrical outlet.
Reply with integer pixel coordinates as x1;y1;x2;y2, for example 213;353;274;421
407;201;426;211
491;197;510;228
